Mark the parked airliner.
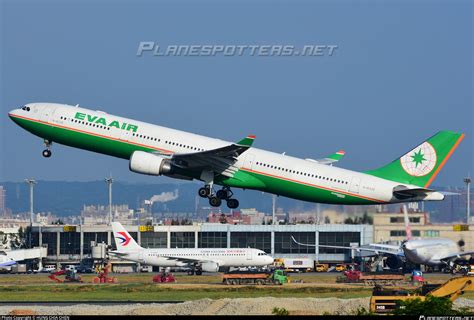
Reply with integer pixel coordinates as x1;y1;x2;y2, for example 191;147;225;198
292;205;473;269
110;222;273;274
8;103;464;208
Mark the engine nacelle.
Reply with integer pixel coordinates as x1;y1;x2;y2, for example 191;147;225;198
200;261;219;273
129;151;172;176
385;255;402;269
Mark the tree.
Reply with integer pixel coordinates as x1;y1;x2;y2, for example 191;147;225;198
219;213;227;224
52;219;64;225
393;295;467;316
324;216;331;224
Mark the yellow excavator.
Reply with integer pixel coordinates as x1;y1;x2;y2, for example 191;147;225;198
370;276;474;314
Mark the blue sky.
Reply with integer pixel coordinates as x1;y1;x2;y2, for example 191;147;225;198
1;0;472;186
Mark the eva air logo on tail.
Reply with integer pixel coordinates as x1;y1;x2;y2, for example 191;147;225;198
400;142;437;177
116;232;132;246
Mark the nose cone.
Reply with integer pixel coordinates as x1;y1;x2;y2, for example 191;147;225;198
265;256;274;265
8;108;21;124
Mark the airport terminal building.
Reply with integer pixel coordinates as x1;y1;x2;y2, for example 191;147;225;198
30;223;373;266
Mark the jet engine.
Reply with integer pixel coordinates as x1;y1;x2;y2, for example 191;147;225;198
129;151;172;176
200;261;219;273
385;255;402;269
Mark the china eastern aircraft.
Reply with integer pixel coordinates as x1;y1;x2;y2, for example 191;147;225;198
292;205;474;269
110;222;273;274
8;103;464;209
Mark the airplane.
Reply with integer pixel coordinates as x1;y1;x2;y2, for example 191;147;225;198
109;222;273;274
0;252;16;268
291;205;474;269
8;103;464;208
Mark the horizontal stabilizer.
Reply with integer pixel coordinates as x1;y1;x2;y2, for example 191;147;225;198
306;150;345;165
393;186;444;201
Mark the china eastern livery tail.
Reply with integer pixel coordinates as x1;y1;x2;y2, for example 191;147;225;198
8;103;464;208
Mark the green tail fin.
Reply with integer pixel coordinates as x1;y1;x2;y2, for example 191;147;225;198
365;131;464;187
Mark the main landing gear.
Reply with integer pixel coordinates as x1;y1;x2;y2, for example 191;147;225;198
42;140;52;158
198;186;239;209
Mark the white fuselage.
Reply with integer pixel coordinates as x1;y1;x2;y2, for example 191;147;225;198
8;103;445;205
116;248;273;268
402;238;460;266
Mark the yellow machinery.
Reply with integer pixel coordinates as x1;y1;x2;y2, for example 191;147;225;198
370;276;474;314
316;264;329;272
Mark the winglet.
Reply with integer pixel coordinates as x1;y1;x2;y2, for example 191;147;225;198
236;135;256;147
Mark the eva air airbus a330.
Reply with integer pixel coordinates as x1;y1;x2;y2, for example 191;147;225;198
9;103;464;209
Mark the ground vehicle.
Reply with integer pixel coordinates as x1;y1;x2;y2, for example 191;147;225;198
140;265;153;273
467;265;474;276
335;264;347;272
315;264;329;272
370;276;474;313
11;264;27;274
92;263;117;284
223;269;288;285
65;265;77;272
40;265;57;273
274;258;313;273
337;270;406;286
48;269;83;283
152;271;176;283
410;270;424;283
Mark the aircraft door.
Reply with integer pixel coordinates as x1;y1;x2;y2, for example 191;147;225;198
246;249;252;260
244;154;256;170
40;105;56;123
349;177;361;194
119;129;132;142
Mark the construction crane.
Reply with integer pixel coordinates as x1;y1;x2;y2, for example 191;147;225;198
370;276;474;313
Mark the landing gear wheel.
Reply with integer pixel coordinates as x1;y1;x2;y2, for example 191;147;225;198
216;189;228;200
195;269;203;276
42;149;52;158
187;270;195;275
198;187;210;198
226;199;239;209
209;197;222;207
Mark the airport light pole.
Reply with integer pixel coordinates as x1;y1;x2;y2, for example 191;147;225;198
24;178;36;248
272;194;277;225
464;176;471;224
105;176;113;225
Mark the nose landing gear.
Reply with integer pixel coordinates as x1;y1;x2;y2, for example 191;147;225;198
42;140;52;158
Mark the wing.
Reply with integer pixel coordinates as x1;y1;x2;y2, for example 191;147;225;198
291;236;404;256
166;135;256;178
305;150;345;166
437;251;474;261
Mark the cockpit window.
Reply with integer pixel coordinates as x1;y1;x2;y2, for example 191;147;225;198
21;106;30;111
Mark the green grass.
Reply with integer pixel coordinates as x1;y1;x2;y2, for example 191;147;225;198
0;284;372;302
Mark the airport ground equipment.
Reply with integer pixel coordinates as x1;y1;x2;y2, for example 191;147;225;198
92;262;117;284
370;276;474;314
315;264;329;272
223;269;288;285
411;270;424;283
335;264;348;272
48;269;83;283
273;258;313;273
337;270;407;286
152;271;176;283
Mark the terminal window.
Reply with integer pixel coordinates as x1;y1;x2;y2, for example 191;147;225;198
170;232;195;248
198;232;227;248
274;232;315;254
141;232;167;248
230;232;271;253
319;232;360;254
